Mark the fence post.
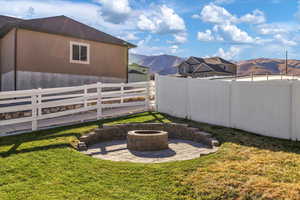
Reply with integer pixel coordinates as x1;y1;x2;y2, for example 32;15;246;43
84;85;88;108
186;77;191;119
37;88;42;117
31;91;38;131
155;74;159;111
145;81;150;111
228;81;232;127
97;82;102;120
289;81;294;140
120;83;124;104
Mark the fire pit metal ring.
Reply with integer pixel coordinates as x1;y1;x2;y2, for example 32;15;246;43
127;130;169;151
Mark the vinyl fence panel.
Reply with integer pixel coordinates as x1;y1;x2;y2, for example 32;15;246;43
188;79;231;127
156;75;300;141
156;75;188;118
230;81;291;139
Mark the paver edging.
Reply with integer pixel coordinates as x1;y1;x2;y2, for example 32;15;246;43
78;123;219;151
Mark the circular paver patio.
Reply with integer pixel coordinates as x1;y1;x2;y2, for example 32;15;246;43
82;139;218;163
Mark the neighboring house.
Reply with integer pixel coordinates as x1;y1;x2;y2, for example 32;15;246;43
0;15;135;91
128;63;149;82
177;56;237;78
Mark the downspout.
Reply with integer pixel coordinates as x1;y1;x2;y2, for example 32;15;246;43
14;28;18;91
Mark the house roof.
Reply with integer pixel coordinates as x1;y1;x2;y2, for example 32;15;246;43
0;15;136;48
128;69;146;75
129;63;149;69
203;57;235;65
0;15;22;29
180;56;235;74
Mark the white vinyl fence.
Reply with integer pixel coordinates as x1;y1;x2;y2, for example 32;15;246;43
0;81;155;132
156;75;300;141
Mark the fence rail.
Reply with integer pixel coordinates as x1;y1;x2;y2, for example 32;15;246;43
0;81;155;132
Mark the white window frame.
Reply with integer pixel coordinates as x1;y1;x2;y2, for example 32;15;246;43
70;41;90;64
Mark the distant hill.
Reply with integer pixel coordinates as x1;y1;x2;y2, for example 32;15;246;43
129;54;300;76
129;54;184;75
237;58;300;75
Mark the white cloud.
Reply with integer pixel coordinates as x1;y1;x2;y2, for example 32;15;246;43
173;32;188;44
137;5;186;34
170;45;179;53
199;3;266;25
0;0;100;20
97;0;131;24
239;9;266;24
197;23;269;45
214;46;243;60
200;3;237;24
119;32;139;41
197;4;267;44
197;30;215;41
256;22;299;35
213;24;255;43
131;35;181;55
191;14;201;19
137;15;157;32
274;34;297;46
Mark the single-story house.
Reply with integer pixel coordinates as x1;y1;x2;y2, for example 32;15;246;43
177;56;237;78
0;15;135;91
128;63;149;82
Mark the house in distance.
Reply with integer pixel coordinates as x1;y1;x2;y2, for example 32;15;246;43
128;63;149;82
0;15;135;91
177;57;237;78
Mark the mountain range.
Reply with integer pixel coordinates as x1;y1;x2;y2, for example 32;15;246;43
129;53;300;76
129;54;183;75
237;58;300;75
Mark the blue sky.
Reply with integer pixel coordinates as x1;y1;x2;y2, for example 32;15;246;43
0;0;300;60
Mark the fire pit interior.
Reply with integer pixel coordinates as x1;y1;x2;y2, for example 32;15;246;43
127;130;169;151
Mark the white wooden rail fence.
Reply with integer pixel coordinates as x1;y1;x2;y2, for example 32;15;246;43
0;81;155;131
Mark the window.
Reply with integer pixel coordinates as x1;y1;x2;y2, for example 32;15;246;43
70;42;90;64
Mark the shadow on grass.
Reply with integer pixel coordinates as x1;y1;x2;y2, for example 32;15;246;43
0;112;166;157
3;111;299;158
0;143;69;157
160;113;300;155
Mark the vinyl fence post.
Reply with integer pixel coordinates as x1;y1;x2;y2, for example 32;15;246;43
120;83;124;104
186;77;191;119
31;91;38;131
155;74;159;112
289;81;294;140
145;81;150;111
228;81;233;127
37;88;42;117
97;82;102;120
84;84;88;108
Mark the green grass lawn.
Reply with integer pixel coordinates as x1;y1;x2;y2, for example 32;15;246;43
1;112;300;200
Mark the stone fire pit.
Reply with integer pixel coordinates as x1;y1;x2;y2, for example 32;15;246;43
127;130;169;151
78;123;220;163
